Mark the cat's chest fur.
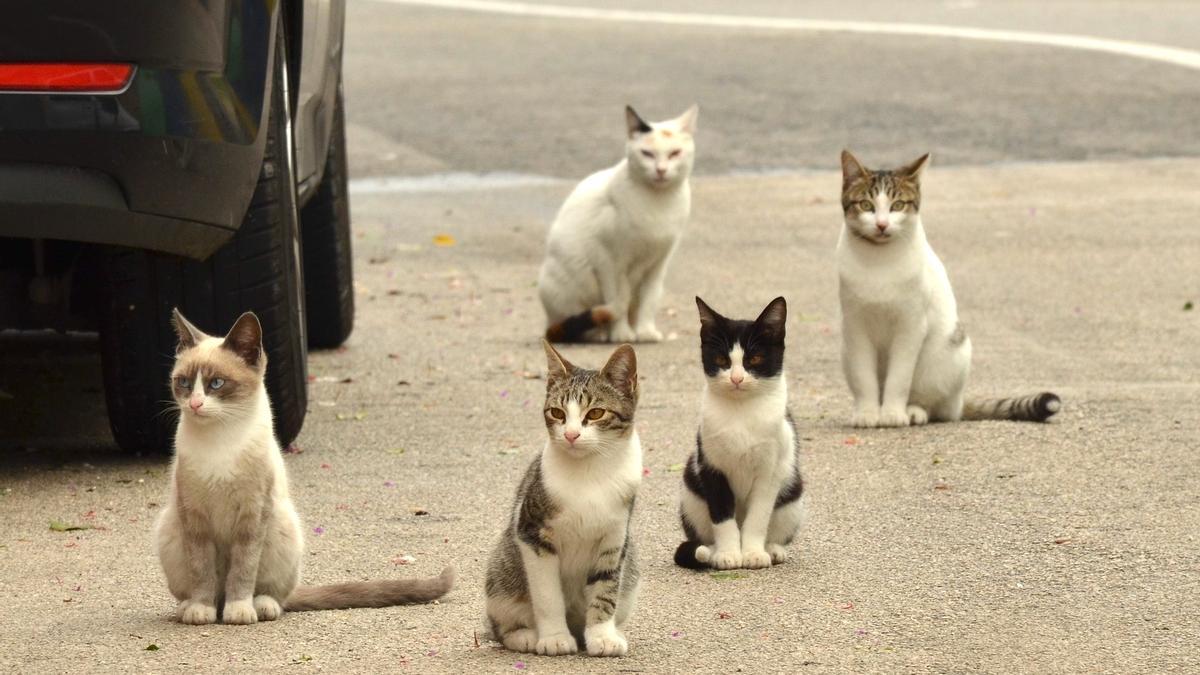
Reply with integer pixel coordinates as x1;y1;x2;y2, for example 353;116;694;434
699;387;792;488
540;433;641;548
172;423;277;541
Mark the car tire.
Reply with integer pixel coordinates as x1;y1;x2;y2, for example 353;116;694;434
300;85;354;348
98;28;307;453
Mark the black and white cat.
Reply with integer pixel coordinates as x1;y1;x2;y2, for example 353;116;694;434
675;297;805;570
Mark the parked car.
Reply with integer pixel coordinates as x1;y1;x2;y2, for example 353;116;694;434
0;0;354;452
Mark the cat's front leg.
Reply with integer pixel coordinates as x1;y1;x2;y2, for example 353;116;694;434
630;242;678;343
583;537;630;657
594;257;637;343
222;493;271;624
842;318;881;427
517;541;577;656
693;455;741;568
878;320;928;427
737;481;777;569
178;526;220;625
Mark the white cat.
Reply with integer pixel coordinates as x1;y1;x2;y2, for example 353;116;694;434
836;150;1060;427
538;104;698;343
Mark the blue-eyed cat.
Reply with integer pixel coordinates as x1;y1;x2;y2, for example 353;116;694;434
675;297;805;570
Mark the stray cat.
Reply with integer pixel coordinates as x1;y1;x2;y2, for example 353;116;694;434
539;104;698;343
675;297;804;570
155;309;455;625
486;341;641;657
837;150;1061;427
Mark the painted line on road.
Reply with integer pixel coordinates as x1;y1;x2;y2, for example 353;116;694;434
349;171;563;194
371;0;1200;72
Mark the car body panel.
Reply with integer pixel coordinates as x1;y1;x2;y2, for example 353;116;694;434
294;0;346;198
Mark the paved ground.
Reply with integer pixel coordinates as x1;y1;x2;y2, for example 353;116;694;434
2;1;1199;673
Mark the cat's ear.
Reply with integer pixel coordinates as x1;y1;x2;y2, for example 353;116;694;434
898;152;931;182
542;340;575;379
754;296;787;339
171;308;207;353
676;104;699;135
601;344;638;398
222;312;263;367
625;105;652;138
695;296;724;329
841;150;869;183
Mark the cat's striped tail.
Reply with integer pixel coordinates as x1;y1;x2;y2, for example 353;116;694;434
962;392;1061;422
284;566;455;611
544;307;614;343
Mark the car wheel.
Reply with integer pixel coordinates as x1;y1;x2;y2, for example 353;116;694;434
98;28;307;453
300;85;354;348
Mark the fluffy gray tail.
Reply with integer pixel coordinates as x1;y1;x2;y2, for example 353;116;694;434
284;566;455;612
545;307;613;343
963;393;1061;422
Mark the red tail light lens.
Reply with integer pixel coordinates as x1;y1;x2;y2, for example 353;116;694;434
0;63;134;93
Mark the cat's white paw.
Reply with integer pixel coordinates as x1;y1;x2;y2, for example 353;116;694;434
849;407;879;428
742;549;772;569
877;406;911;428
253;595;282;621
502;628;538;653
694;545;712;564
178;600;217;625
710;549;743;570
907;405;929;426
222;599;258;625
634;326;663;343
585;624;629;657
768;544;789;564
608;324;637;343
536;632;578;656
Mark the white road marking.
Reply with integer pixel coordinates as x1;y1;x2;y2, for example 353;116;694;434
370;0;1200;72
349;171;562;194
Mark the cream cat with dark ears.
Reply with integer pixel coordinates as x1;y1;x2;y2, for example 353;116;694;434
837;150;1061;427
539;104;698;343
155;309;454;625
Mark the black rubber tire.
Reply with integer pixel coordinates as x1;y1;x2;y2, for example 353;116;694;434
300;86;354;348
98;30;307;454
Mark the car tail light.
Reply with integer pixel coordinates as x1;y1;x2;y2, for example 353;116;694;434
0;63;134;93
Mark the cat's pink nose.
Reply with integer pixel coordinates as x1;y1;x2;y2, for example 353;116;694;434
876;222;888;233
730;373;744;385
656;167;667;177
564;430;580;443
189;399;204;412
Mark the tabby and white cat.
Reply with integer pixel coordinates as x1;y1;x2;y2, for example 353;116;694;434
155;309;454;625
539;104;698;343
486;342;641;657
675;297;805;570
837;150;1061;427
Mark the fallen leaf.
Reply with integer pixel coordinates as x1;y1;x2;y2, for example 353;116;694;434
339;377;354;384
1054;538;1071;545
709;571;747;581
145;644;159;652
388;448;406;456
383;481;397;488
668;463;685;472
642;467;651;477
49;520;91;532
840;602;855;610
843;436;860;446
513;661;527;670
432;234;456;247
670;630;684;639
397;380;410;386
717;611;732;619
312;526;325;536
392;554;416;565
320;463;332;470
411;508;429;516
1185;301;1194;311
283;443;303;455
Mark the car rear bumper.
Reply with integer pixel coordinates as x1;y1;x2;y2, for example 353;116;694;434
0;0;278;259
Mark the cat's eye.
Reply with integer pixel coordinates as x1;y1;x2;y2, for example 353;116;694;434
858;200;874;211
714;355;730;368
209;378;225;390
640;149;655;159
747;355;764;366
547;407;566;421
890;200;908;212
668;149;682;159
175;376;191;389
586;408;605;421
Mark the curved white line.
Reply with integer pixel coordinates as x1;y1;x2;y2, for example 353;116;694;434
370;0;1200;71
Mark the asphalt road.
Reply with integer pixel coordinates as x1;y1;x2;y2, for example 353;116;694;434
2;2;1199;673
